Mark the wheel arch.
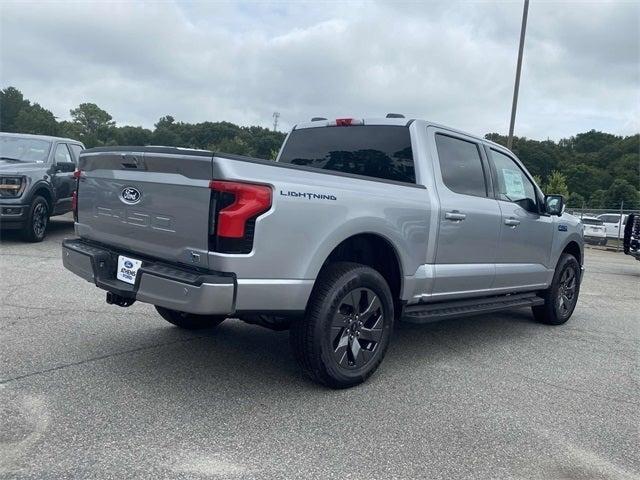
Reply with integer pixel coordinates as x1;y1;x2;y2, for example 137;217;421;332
27;182;54;212
313;232;404;307
561;240;582;266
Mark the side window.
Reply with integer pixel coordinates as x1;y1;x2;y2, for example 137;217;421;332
54;143;72;163
599;215;617;223
68;144;83;163
489;149;537;208
435;134;487;197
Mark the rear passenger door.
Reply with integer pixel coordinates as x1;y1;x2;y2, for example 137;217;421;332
486;146;553;289
428;128;501;298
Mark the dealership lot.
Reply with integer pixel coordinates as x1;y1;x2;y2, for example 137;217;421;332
1;215;638;479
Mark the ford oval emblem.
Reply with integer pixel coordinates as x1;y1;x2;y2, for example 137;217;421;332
121;186;141;205
124;260;134;268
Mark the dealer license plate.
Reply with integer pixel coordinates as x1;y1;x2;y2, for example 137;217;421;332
117;255;142;285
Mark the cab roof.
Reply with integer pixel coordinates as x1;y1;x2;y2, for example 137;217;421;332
0;131;83;144
293;117;503;150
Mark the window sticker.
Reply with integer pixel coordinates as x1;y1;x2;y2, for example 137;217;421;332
502;168;526;199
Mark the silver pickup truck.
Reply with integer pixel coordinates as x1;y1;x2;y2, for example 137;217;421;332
62;116;584;388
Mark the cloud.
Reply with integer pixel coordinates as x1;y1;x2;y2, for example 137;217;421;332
1;0;638;139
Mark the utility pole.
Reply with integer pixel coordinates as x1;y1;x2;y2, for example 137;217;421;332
507;0;529;150
272;112;280;132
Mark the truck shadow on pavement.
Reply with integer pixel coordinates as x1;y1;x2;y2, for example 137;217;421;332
103;308;540;396
0;218;74;245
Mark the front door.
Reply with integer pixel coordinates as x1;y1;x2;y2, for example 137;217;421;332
486;146;554;289
428;128;501;298
50;143;76;213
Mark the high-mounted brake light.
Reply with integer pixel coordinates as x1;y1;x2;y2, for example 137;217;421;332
332;118;364;127
209;180;272;238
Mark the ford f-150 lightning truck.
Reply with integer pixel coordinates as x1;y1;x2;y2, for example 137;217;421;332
62;116;584;388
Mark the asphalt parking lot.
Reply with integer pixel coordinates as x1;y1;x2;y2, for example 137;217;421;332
1;215;638;480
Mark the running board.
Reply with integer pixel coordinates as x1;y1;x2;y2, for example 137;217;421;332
402;292;545;324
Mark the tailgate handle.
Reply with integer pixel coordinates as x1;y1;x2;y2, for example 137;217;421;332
121;154;146;170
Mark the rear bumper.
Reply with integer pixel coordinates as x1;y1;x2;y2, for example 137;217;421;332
584;234;606;243
62;238;236;315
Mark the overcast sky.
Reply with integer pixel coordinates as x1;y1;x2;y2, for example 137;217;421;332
1;1;638;140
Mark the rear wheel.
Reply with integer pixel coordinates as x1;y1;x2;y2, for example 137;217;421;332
155;306;226;330
532;253;581;325
21;196;49;242
290;262;394;389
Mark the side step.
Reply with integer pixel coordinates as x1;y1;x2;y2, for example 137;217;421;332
402;292;545;324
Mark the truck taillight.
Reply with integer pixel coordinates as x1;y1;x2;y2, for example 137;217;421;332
209;180;272;253
72;169;83;222
71;191;78;221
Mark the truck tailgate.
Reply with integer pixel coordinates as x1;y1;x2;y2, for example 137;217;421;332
76;148;214;269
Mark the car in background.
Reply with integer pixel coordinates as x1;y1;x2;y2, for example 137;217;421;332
581;216;607;245
623;214;639;261
597;213;628;240
0;132;84;242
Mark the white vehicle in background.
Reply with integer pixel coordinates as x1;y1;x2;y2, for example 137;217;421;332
581;217;607;245
597;213;628;240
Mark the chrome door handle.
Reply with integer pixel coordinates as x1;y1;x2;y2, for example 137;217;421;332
504;218;521;227
445;211;466;221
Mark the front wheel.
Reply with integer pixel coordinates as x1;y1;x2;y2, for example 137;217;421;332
21;196;49;242
532;253;581;325
290;262;394;389
155;306;226;330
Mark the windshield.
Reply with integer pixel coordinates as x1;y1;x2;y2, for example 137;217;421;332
0;136;51;163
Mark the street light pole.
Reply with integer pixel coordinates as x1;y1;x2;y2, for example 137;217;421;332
507;0;529;150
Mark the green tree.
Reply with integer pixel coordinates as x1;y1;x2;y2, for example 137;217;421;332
564;164;608;199
0;86;30;132
545;171;569;198
70;103;115;136
566;192;585;208
14;104;58;135
604;179;640;209
532;175;543;189
115;126;152;146
588;189;607;209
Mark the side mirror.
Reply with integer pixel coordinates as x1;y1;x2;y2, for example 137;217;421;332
545;194;564;216
53;161;76;173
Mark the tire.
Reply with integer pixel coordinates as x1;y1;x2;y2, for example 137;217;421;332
155;306;226;330
290;262;395;389
21;196;49;242
532;253;581;325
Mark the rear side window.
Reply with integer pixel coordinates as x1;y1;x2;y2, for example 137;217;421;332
599;215;619;223
278;126;415;183
582;218;603;225
435;134;487;197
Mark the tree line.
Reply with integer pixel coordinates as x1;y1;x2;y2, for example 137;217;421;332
1;86;638;209
0;87;285;160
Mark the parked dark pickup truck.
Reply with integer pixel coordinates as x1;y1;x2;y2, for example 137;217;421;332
0;132;84;241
